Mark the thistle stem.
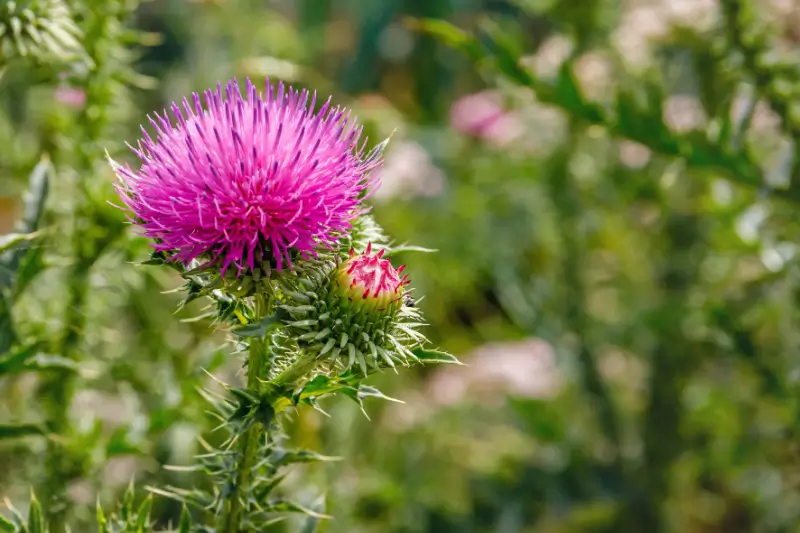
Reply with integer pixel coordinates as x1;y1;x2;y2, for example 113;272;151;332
219;298;270;533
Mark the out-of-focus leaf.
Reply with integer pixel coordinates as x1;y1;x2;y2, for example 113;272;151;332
0;233;39;255
97;500;109;533
0;514;14;533
0;423;45;439
178;506;191;533
134;495;153;531
0;156;51;293
26;492;44;533
106;426;143;457
406;18;484;61
0;343;42;373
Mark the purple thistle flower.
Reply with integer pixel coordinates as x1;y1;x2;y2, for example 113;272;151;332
111;78;382;273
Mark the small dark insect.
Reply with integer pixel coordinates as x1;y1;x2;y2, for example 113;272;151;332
403;294;415;307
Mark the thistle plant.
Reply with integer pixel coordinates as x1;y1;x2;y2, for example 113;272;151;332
0;0;82;65
106;77;457;531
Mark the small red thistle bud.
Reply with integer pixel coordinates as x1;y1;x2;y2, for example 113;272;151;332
335;244;408;311
280;242;425;375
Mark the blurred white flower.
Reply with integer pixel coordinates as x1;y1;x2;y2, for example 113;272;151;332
528;35;574;78
612;5;669;71
372;140;445;202
619;140;652;169
573;51;614;101
663;95;706;133
665;0;718;31
731;95;781;134
70;390;129;431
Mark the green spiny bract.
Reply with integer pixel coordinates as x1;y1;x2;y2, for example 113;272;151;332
279;244;427;376
0;0;82;63
337;214;389;257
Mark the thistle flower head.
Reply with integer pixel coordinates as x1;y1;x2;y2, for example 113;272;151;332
112;78;382;273
280;244;425;375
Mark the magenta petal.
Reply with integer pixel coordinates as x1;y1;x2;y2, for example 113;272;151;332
113;78;380;273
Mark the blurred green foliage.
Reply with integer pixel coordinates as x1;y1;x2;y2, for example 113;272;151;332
3;0;800;531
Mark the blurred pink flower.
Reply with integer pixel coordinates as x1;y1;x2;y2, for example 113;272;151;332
372;141;445;202
54;86;86;109
427;338;562;406
449;90;523;147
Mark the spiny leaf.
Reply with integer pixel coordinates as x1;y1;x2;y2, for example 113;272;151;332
270;449;340;465
121;480;135;521
386;244;438;255
232;315;281;337
26;491;44;533
178;506;191;533
96;498;109;533
267;500;331;519
412;348;463;365
0;233;39;256
134;495;153;531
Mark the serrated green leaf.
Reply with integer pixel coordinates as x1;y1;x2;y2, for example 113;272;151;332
232;315;281;337
0;423;45;439
27;492;44;533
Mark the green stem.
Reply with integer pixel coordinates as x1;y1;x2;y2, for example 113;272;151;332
219;337;265;533
42;5;129;528
549;125;622;463
43;257;89;533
